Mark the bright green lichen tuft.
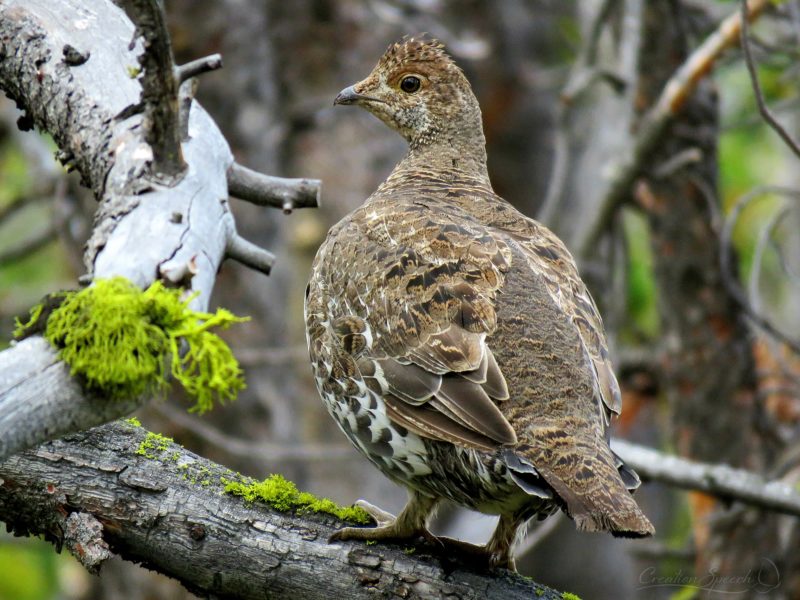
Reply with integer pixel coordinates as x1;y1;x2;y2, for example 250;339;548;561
561;593;581;600
223;474;372;525
535;589;545;597
124;417;142;427
136;431;173;459
14;277;248;412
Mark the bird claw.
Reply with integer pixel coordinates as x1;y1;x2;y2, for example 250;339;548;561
437;536;516;572
354;499;396;527
328;499;441;548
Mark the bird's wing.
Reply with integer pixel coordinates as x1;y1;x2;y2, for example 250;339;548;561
507;218;622;433
310;199;515;452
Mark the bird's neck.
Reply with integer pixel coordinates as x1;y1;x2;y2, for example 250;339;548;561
396;129;490;185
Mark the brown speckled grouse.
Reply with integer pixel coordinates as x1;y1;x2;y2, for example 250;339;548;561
305;38;653;570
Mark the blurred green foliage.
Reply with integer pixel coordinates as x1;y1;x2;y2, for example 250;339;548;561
0;136;72;352
0;536;65;600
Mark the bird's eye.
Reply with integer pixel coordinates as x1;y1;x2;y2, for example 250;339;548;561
400;76;421;93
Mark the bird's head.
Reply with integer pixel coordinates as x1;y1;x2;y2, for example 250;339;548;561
334;38;484;151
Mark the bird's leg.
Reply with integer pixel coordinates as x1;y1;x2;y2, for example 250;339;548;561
329;490;439;544
484;512;522;571
436;512;522;571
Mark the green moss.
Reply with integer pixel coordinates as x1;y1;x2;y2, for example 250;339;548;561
136;432;173;459
223;474;372;525
14;277;248;413
536;589;545;597
402;547;415;555
561;593;581;600
124;417;142;427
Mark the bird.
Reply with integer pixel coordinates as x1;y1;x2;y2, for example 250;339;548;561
304;37;653;571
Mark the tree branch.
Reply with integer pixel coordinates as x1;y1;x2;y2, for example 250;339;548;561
612;439;800;517
579;0;771;255
175;54;223;85
119;0;185;177
0;0;311;461
0;421;561;600
719;186;800;354
227;162;321;213
740;0;800;159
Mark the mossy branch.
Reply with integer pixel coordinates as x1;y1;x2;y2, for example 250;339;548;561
14;277;247;413
0;421;564;600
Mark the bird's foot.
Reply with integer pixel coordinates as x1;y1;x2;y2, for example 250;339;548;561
438;536;516;572
329;499;440;546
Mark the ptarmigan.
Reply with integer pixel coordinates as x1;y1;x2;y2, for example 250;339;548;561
305;38;653;570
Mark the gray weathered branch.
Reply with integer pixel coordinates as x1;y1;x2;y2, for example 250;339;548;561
0;421;561;600
0;0;316;462
612;439;800;517
227;162;321;213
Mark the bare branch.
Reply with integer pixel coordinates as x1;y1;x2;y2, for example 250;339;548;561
226;233;275;275
538;0;623;224
235;344;309;365
579;0;771;255
612;438;800;517
0;192;50;225
720;186;800;354
175;53;223;85
227;162;321;213
0;422;562;600
0;0;303;461
120;0;185;177
0;337;144;462
0;222;56;266
741;0;800;159
154;403;353;462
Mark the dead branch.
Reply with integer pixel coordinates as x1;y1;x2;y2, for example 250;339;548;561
612;438;800;517
0;222;56;266
0;0;317;462
0;421;561;600
153;403;353;463
227;162;321;213
579;0;771;255
719;186;800;354
176;53;223;85
740;0;800;159
119;0;185;177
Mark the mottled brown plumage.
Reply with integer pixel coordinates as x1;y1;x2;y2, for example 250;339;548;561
305;37;653;570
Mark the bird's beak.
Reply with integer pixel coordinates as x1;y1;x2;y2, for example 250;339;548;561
334;85;364;106
334;85;383;106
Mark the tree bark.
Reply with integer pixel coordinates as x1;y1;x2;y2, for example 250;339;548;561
0;421;560;600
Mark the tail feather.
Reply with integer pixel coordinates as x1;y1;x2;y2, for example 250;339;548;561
538;463;653;536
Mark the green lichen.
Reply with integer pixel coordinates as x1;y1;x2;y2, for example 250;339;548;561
124;417;142;427
14;277;248;413
402;547;415;555
561;593;581;600
136;431;173;459
536;589;545;597
223;474;372;525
